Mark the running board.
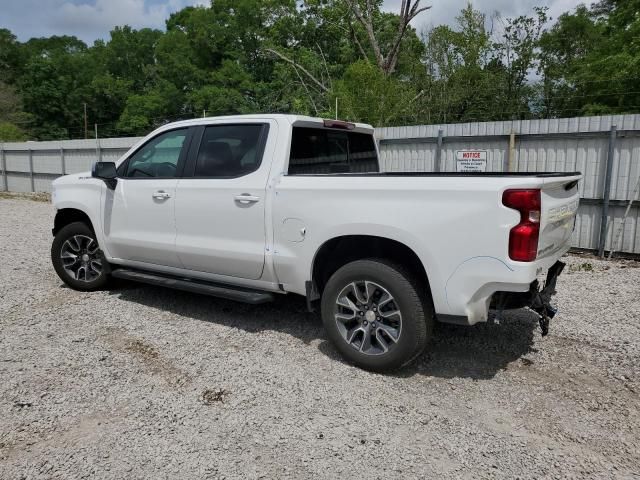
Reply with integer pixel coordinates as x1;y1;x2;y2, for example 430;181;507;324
111;268;275;304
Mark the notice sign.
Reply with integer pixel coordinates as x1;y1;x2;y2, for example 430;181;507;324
456;150;487;172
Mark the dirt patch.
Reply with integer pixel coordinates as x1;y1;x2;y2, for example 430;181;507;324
102;328;191;388
125;339;159;359
0;191;50;202
200;388;229;405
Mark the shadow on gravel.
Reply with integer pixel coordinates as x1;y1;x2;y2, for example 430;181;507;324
108;280;538;381
317;310;539;380
108;280;322;345
398;311;539;380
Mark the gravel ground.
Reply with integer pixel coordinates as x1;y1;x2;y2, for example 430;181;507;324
0;196;639;479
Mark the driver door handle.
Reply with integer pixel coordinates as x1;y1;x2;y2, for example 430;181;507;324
152;190;171;200
234;194;260;204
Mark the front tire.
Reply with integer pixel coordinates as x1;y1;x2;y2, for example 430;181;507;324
321;259;433;372
51;221;110;291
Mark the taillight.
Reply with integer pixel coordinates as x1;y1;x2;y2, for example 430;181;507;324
502;189;541;262
323;119;356;130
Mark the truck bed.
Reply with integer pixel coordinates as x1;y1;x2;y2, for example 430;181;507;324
289;172;582;177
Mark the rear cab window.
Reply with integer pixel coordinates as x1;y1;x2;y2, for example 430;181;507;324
193;124;266;178
288;126;379;174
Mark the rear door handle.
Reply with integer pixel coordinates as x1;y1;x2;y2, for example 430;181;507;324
234;194;260;204
152;190;171;200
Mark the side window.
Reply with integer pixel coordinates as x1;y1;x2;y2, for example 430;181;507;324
289;128;334;175
326;132;349;173
288;127;379;174
123;129;187;178
194;124;265;178
348;132;378;173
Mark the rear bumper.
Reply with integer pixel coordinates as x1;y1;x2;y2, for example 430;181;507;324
490;261;564;311
438;256;567;326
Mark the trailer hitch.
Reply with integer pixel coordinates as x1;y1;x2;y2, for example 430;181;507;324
530;261;565;336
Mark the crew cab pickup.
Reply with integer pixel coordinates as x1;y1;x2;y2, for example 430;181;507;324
50;115;581;371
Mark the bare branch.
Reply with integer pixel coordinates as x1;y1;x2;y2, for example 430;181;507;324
292;65;319;115
315;42;334;90
322;16;369;62
409;6;431;20
384;1;432;74
345;0;431;76
348;23;370;62
263;48;329;93
401;0;409;19
344;0;384;70
365;0;374;16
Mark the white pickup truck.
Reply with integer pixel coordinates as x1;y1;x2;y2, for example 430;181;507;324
50;114;581;371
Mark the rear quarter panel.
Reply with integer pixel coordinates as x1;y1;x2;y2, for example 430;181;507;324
272;174;554;318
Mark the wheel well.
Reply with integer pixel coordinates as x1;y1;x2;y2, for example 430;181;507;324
53;209;93;235
311;235;431;298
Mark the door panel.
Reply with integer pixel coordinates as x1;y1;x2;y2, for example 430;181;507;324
174;179;266;278
174;122;272;279
101;127;191;267
103;179;181;267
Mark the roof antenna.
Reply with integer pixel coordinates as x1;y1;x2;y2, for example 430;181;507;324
335;97;338;120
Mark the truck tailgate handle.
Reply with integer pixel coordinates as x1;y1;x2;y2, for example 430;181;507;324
234;194;260;204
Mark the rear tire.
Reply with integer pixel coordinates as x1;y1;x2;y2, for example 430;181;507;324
321;258;433;372
51;221;110;291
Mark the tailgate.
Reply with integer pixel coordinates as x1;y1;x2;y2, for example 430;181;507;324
538;175;581;259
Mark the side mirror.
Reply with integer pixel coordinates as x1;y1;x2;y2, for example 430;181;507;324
92;161;118;189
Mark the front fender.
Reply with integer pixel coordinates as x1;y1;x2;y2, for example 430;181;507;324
52;175;109;257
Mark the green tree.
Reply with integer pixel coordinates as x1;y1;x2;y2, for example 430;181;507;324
1;0;639;140
421;4;504;123
0;77;29;140
16;36;96;139
97;27;162;91
265;0;427;124
495;7;548;119
117;80;183;135
187;60;257;116
0;29;23;83
539;0;640;116
0;81;31;126
329;60;418;125
0;122;27;141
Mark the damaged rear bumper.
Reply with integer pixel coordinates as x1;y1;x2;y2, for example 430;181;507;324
491;260;566;335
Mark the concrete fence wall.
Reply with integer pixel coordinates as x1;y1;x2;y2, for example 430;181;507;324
2;115;639;255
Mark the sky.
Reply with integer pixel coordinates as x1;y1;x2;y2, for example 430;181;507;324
0;0;585;44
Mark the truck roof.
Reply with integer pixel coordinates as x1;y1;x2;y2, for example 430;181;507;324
160;114;375;132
